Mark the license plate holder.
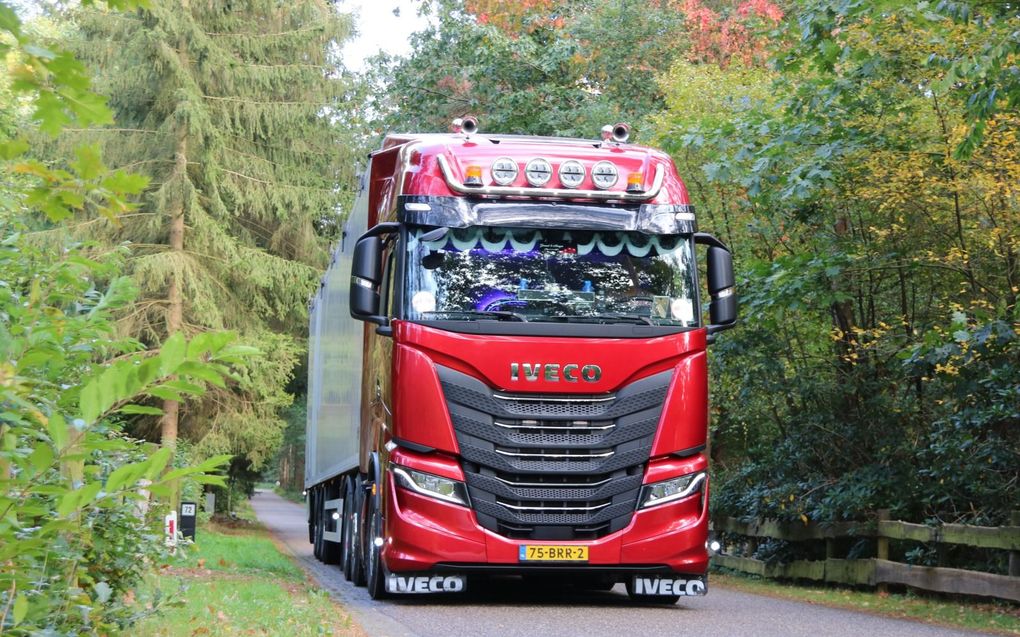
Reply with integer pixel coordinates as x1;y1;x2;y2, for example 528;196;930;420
518;545;589;562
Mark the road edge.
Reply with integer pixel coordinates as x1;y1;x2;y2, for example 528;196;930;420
252;490;417;637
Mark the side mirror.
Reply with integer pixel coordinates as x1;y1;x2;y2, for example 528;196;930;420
350;235;383;323
350;222;400;326
694;233;738;340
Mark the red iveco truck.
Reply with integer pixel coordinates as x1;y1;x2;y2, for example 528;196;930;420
304;118;736;602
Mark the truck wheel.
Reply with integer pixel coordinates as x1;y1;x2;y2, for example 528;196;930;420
306;490;314;545
365;483;388;599
350;475;367;586
340;478;353;578
320;483;342;565
312;488;324;561
625;580;679;605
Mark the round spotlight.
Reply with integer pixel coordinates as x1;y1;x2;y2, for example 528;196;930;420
709;540;721;552
591;161;619;189
491;157;518;186
525;158;553;187
558;160;585;189
331;512;340;520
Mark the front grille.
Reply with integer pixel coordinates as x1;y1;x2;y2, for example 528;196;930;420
438;365;671;540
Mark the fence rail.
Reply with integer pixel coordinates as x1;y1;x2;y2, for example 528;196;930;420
711;511;1020;603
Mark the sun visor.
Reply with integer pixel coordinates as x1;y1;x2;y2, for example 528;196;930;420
398;196;697;234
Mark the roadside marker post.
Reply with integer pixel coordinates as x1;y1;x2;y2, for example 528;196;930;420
164;510;178;553
180;501;197;541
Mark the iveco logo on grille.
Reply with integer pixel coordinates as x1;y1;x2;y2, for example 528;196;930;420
510;363;602;383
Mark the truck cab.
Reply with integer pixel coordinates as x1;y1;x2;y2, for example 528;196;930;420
305;120;736;602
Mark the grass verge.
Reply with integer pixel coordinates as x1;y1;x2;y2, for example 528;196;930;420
712;569;1020;635
133;523;363;637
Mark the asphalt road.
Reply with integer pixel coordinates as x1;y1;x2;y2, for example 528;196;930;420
251;490;992;637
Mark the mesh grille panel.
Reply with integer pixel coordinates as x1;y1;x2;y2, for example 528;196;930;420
438;365;672;540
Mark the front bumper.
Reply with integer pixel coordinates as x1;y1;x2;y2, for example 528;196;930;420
381;456;710;578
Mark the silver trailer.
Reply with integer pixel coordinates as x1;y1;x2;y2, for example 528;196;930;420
303;173;370;567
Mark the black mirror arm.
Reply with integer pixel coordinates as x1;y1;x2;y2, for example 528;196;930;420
359;222;400;240
694;232;728;250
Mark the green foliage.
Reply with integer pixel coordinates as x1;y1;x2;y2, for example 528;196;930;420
785;0;1020;159
0;228;235;633
650;0;1020;531
0;2;265;633
370;0;687;137
57;0;358;474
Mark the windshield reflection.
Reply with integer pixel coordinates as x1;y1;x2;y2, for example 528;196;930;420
404;227;698;326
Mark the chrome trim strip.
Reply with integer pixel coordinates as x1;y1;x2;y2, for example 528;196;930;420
437;154;664;201
494;449;615;459
497;500;612;512
494;475;613;488
492;394;615;403
493;420;615;432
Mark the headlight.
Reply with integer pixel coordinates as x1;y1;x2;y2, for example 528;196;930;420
524;158;553;186
558;160;586;188
392;466;470;507
638;471;706;509
590;161;619;189
491;157;518;185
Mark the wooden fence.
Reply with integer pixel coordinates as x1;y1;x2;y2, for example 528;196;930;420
710;510;1020;603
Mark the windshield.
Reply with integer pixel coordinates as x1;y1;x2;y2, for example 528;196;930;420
404;227;699;326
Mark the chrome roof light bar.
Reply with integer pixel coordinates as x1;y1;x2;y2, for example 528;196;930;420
437;154;664;202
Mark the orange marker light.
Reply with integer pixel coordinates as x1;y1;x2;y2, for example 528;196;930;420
464;164;483;186
626;171;644;193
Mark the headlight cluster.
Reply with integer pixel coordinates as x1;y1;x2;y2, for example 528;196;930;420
638;471;706;509
487;158;621;190
392;466;470;507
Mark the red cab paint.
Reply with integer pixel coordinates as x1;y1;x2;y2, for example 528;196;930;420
304;124;736;601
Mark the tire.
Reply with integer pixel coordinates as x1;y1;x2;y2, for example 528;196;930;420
312;488;324;561
340;478;353;578
321;483;342;565
307;490;314;545
625;580;679;605
365;482;388;599
350;475;366;586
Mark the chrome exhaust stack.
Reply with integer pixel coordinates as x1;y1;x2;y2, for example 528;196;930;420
452;116;479;136
601;122;631;145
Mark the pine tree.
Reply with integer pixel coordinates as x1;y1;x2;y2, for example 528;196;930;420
68;0;358;469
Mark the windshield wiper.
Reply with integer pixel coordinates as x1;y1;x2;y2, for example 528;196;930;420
550;314;656;325
423;310;528;322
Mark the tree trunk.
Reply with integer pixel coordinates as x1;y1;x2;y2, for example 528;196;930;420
159;18;189;449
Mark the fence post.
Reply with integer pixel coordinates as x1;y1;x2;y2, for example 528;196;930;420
1010;511;1020;578
876;509;890;593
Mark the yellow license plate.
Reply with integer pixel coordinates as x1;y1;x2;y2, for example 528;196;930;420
519;545;589;562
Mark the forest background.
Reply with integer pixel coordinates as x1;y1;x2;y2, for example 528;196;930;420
1;0;1017;633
